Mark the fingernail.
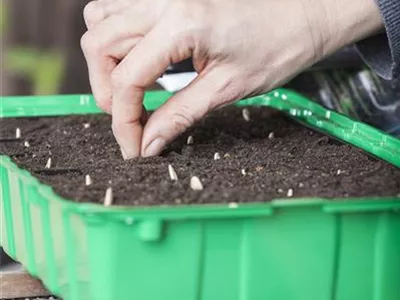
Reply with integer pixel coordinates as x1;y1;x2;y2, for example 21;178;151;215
143;137;166;157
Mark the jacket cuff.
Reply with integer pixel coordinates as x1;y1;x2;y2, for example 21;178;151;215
356;0;400;80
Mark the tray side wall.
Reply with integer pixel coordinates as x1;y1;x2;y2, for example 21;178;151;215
1;158;400;300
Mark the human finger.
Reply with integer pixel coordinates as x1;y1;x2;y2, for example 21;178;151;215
110;25;192;158
141;66;244;156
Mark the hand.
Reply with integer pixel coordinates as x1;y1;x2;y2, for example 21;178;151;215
81;0;382;158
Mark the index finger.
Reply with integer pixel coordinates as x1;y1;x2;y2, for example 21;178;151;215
81;15;145;113
111;26;192;159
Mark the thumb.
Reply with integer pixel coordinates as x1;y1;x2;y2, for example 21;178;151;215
141;66;244;157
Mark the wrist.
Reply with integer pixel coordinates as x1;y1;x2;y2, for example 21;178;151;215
302;0;384;59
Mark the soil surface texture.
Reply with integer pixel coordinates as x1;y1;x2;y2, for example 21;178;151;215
1;107;399;206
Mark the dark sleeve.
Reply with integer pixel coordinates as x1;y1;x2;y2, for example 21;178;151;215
356;0;400;80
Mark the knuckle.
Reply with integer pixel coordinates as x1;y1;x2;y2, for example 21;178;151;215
170;30;193;50
80;32;89;52
170;108;195;133
215;76;235;97
206;71;246;110
219;72;245;99
80;31;101;55
80;32;92;53
83;1;101;27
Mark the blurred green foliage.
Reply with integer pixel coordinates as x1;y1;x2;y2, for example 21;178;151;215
0;2;7;33
6;48;65;95
1;2;66;95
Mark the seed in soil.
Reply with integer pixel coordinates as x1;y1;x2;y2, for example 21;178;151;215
186;135;194;145
214;152;221;160
242;108;251;122
45;157;52;169
268;132;275;139
190;176;204;191
168;164;178;181
85;174;92;186
104;187;113;206
287;189;294;197
228;202;239;209
15;127;21;139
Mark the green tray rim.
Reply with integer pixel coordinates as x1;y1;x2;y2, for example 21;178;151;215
2;88;399;166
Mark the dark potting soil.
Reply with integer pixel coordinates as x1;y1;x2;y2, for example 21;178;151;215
0;107;399;206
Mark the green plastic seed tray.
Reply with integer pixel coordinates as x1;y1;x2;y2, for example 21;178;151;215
1;89;399;300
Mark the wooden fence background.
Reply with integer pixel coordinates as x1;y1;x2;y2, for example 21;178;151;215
1;0;91;95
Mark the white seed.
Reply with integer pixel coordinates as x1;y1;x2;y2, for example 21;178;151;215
336;169;342;175
15;128;21;139
83;123;91;129
241;168;247;176
287;189;293;197
104;187;113;206
168;164;178;181
268;132;275;139
85;174;92;186
242;108;251;122
125;217;134;225
24;141;30;148
228;202;238;209
213;152;221;160
255;166;264;172
190;176;203;191
45;157;52;169
186;135;194;145
224;153;231;158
